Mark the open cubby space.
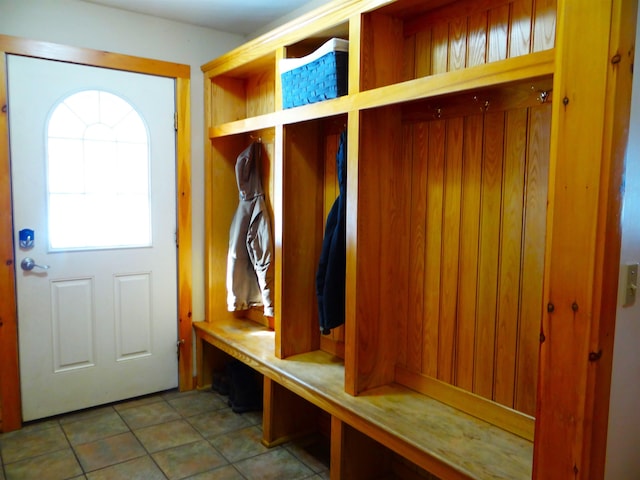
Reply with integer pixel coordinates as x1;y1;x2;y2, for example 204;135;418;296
209;54;276;124
277;115;348;359
351;81;552;438
207;130;276;329
283;21;349;58
360;0;557;91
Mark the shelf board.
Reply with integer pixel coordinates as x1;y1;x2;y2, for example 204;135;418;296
354;49;555;111
208;96;353;138
208;49;555;139
209;112;279;138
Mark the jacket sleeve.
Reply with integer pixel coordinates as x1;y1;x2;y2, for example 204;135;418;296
246;197;275;317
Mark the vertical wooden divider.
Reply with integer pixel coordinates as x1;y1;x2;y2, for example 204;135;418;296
534;0;633;475
349;104;406;395
278;121;323;358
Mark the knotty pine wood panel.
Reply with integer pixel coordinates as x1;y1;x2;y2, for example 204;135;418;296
455;114;483;392
398;102;550;415
246;67;275;118
431;22;449;75
532;0;557;52
412;31;430;79
438;117;463;384
467;13;488;68
494;108;527;407
488;4;510;62
448;16;467;71
404;123;426;372
515;104;550;415
211;77;247;125
404;0;556;80
422;120;445;379
360;13;404;91
509;0;533;58
474;110;505;400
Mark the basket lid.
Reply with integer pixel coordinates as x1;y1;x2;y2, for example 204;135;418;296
280;38;349;74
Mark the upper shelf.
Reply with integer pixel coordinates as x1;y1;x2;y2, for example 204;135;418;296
207;49;554;139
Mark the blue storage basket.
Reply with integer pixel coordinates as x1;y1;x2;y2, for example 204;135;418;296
281;39;349;109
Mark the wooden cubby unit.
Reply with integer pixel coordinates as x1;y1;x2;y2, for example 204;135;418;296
199;0;637;478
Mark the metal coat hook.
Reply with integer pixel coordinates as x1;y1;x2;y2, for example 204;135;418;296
473;95;490;112
537;89;551;103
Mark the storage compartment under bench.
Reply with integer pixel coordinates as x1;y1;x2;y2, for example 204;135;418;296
194;320;533;480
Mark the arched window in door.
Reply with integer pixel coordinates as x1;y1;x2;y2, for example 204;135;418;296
47;90;151;250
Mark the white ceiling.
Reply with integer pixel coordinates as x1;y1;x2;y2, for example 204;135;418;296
80;0;328;36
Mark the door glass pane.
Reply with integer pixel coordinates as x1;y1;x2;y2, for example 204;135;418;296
47;90;151;250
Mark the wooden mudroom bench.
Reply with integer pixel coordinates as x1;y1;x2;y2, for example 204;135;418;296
199;0;636;477
194;319;532;480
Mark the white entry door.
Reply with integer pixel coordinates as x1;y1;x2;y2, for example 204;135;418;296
8;55;178;421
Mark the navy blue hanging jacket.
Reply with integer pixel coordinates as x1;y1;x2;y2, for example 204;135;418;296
316;130;347;335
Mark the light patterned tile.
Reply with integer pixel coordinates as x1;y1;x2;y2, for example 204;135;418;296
74;432;146;472
4;448;82;480
11;418;59;432
134;419;202;453
160;389;188;402
284;436;330;473
233;448;314;480
209;426;269;463
168;391;227;418
152;440;227;480
118;400;181;429
113;393;166;412
59;406;115;425
185;465;246;480
309;474;330;480
86;455;166;480
241;410;263;427
187;408;251;439
0;424;68;463
62;411;129;446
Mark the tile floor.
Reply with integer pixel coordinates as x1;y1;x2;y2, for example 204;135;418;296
0;389;331;480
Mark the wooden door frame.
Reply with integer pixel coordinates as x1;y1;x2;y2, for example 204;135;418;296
0;34;193;432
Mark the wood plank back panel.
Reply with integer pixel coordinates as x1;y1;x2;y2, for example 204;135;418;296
455;114;483;392
208;132;275;326
402;0;556;80
515;104;551;414
423;120;445;379
397;100;551;416
246;67;275;118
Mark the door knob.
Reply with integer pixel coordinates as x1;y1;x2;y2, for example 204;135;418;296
20;257;50;271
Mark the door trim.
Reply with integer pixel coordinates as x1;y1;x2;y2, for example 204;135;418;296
0;34;193;432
